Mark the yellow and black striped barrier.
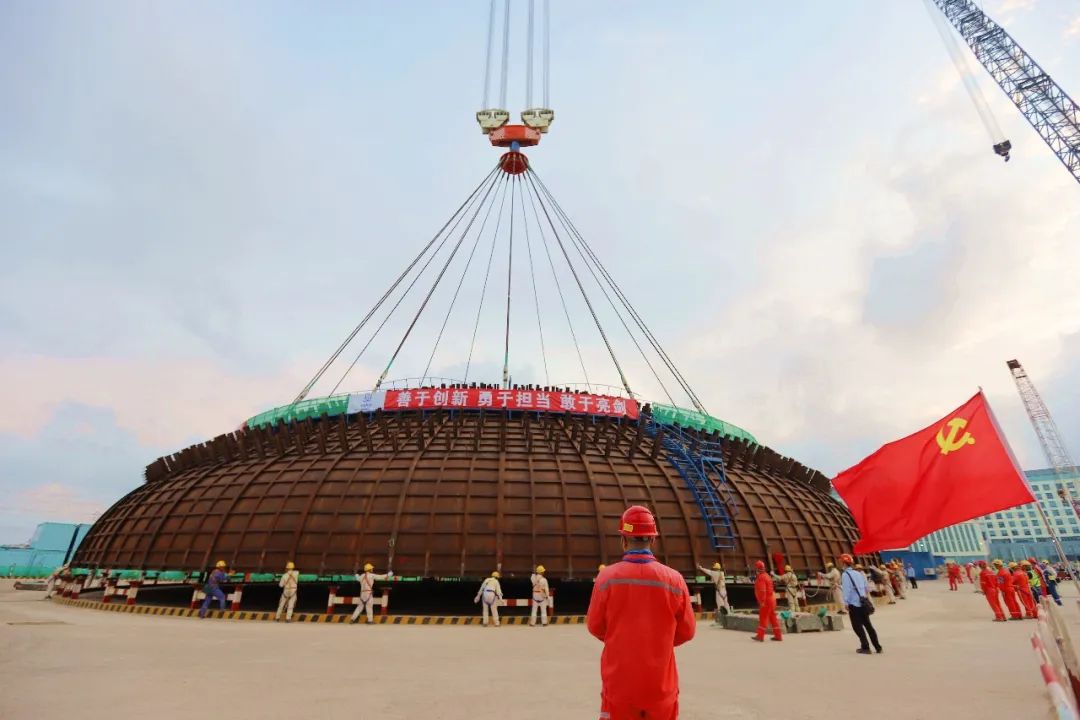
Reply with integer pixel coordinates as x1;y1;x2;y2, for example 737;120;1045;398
54;597;728;625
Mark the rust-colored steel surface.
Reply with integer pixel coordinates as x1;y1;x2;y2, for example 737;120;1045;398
74;409;863;578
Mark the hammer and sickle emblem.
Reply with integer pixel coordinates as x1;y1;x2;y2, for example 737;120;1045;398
936;418;975;456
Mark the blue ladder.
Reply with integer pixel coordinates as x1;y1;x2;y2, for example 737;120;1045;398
646;420;737;550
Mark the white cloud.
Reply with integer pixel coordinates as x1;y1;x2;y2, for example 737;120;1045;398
1;484;105;524
1066;15;1080;40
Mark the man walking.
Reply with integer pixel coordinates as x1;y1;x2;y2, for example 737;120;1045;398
905;563;918;590
275;561;299;622
840;554;882;655
753;560;783;642
587;505;696;720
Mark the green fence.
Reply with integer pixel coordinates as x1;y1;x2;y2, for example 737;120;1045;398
246;395;351;428
650;403;758;444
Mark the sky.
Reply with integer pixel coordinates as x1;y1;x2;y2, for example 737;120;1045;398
2;0;1079;543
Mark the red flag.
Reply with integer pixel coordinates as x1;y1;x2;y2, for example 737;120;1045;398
832;391;1034;553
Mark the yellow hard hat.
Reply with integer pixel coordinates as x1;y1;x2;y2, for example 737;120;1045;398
363;563;374;572
993;559;1003;566
491;571;501;578
825;562;834;569
1021;560;1031;567
1008;561;1018;569
215;560;227;569
535;565;546;574
784;564;792;572
285;562;295;570
712;562;722;570
598;564;606;572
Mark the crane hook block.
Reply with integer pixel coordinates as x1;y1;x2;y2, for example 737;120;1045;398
499;151;529;175
477;109;511;135
489;124;541;148
993;139;1012;162
521;108;555;133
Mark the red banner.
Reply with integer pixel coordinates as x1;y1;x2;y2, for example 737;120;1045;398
383;387;639;419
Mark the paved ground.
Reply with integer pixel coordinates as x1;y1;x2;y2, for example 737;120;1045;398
0;578;1068;719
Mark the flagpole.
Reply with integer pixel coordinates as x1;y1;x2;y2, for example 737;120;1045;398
982;388;1080;605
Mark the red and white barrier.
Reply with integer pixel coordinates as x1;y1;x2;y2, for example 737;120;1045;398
190;584;244;611
325;586;391;615
500;589;556;616
102;579;143;606
1032;634;1079;719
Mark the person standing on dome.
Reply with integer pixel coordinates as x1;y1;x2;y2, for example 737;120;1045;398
350;563;392;624
753;560;783;642
530;565;550;627
275;561;299;623
474;571;503;627
587;505;695;720
697;561;730;621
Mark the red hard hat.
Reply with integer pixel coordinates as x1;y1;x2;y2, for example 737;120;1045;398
754;560;766;571
620;505;658;537
978;560;987;568
839;554;853;565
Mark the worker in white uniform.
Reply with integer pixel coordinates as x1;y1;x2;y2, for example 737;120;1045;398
275;561;299;622
818;562;846;614
474;571;504;626
530;565;550;627
697;562;730;622
774;565;801;612
350;562;393;624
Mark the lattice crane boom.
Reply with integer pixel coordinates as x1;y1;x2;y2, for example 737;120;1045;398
1007;359;1078;474
931;0;1080;184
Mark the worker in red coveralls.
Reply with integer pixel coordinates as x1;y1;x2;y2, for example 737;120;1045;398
946;560;961;591
1011;561;1037;618
587;506;696;720
978;560;1005;622
752;560;783;643
994;559;1023;620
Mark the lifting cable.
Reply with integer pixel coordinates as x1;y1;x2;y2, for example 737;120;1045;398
518;171;550;386
921;0;1006;145
523;171;633;398
481;0;497;108
291;166;499;404
420;171;509;384
465;174;514;382
374;169;509;391
523;168;590;390
542;0;551;108
330;169;502;396
531;170;708;414
525;0;535;110
538;172;678;407
502;176;516;388
499;0;511;109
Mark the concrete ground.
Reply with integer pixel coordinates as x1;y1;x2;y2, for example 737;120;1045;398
0;578;1070;719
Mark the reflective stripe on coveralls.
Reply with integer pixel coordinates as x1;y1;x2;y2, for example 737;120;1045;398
587;550;695;718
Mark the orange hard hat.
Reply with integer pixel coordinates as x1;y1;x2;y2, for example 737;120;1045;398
839;554;853;565
619;505;658;537
754;560;766;571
